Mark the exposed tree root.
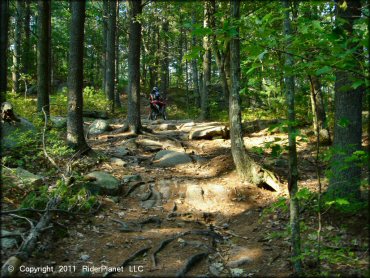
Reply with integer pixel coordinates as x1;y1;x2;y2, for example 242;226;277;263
103;246;151;277
175;252;209;277
123;181;145;197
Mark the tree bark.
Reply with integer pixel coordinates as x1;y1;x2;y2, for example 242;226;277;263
23;0;31;76
13;0;23;94
160;18;169;96
105;0;117;112
201;0;214;120
114;0;121;109
37;0;51;116
67;1;89;151
282;0;302;274
329;0;363;201
102;0;108;93
127;0;142;134
0;0;9;103
308;75;331;144
191;11;201;108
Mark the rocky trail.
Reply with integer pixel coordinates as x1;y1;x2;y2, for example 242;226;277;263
2;115;330;277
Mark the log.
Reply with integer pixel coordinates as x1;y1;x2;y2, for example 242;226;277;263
1;197;61;277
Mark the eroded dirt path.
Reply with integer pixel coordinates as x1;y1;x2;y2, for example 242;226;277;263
19;119;297;277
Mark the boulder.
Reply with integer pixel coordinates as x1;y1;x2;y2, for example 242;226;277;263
153;150;192;167
3;167;43;186
50;116;67;129
189;125;229;140
88;119;110;135
136;138;163;152
85;171;122;196
1;118;36;150
1;230;19;249
112;146;129;158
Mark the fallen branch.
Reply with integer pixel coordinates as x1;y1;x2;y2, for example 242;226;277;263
1;197;61;277
103;246;151;277
175;252;209;277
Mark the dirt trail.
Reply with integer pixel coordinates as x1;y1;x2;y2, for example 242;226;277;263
17;118;296;277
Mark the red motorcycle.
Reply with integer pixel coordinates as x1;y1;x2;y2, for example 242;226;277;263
149;93;167;120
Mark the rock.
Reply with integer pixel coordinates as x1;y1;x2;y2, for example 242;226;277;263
110;157;126;167
85;171;122;196
80;254;90;261
112;146;129;158
209;262;224;276
122;138;137;150
230;268;244;277
140;186;162;209
1;117;36;150
50;116;67;128
88;119;110;135
136;138;163;152
226;246;253;268
1;230;19;249
3;167;43;186
158;123;177;131
179;122;195;132
153;150;192;167
189;125;229;140
122;174;142;183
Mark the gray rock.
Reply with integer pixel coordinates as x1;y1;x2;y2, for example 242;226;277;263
189;125;229;140
88;119;110;135
3;167;43;186
112;146;129;158
209;262;224;276
226;246;253;268
140;187;162;209
136;138;163;152
122;174;142;183
1;230;19;249
50;116;67;128
85;171;122;196
80;254;90;261
1;118;36;150
110;157;126;167
153;150;192;167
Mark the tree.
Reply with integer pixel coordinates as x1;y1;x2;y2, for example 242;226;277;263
114;0;121;109
200;0;214;120
105;0;117;112
37;0;51;116
0;0;9;103
102;0;108;92
67;1;89;151
328;0;363;201
282;0;302;273
127;0;142;134
22;0;31;77
13;0;24;94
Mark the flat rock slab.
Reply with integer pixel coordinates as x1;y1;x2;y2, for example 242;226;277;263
189;125;230;140
85;171;122;196
2;118;36;150
3;167;43;186
1;230;19;249
111;146;130;158
153;150;192;167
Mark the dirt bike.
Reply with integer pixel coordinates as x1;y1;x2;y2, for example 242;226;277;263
148;95;167;120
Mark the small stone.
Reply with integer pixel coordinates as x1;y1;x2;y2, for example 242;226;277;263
110;157;126;167
80;254;90;261
89;119;110;135
122;174;142;183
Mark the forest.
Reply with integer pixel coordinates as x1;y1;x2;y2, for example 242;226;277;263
0;0;369;277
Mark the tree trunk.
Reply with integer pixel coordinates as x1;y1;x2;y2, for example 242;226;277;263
102;0;108;93
0;0;9;103
37;0;51;116
127;0;142;134
105;0;117;112
309;75;331;144
191;11;201;108
282;0;303;274
201;0;214;120
23;0;31;76
328;0;363;201
13;0;23;94
160;18;169;96
67;1;89;151
114;0;121;109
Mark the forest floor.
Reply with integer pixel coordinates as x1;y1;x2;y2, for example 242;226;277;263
1;102;369;277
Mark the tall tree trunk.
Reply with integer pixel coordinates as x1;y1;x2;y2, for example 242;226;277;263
114;0;121;109
67;1;89;151
160;18;169;96
127;0;142;134
37;0;51;116
105;0;117;112
191;11;201;108
309;75;331;144
0;0;9;103
102;0;108;92
13;0;23;94
201;0;214;120
23;0;31;76
329;0;363;201
282;0;302;274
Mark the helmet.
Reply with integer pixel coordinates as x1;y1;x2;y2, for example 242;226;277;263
153;87;158;92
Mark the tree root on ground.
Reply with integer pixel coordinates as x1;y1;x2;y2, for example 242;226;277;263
175;252;209;277
103;246;151;277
